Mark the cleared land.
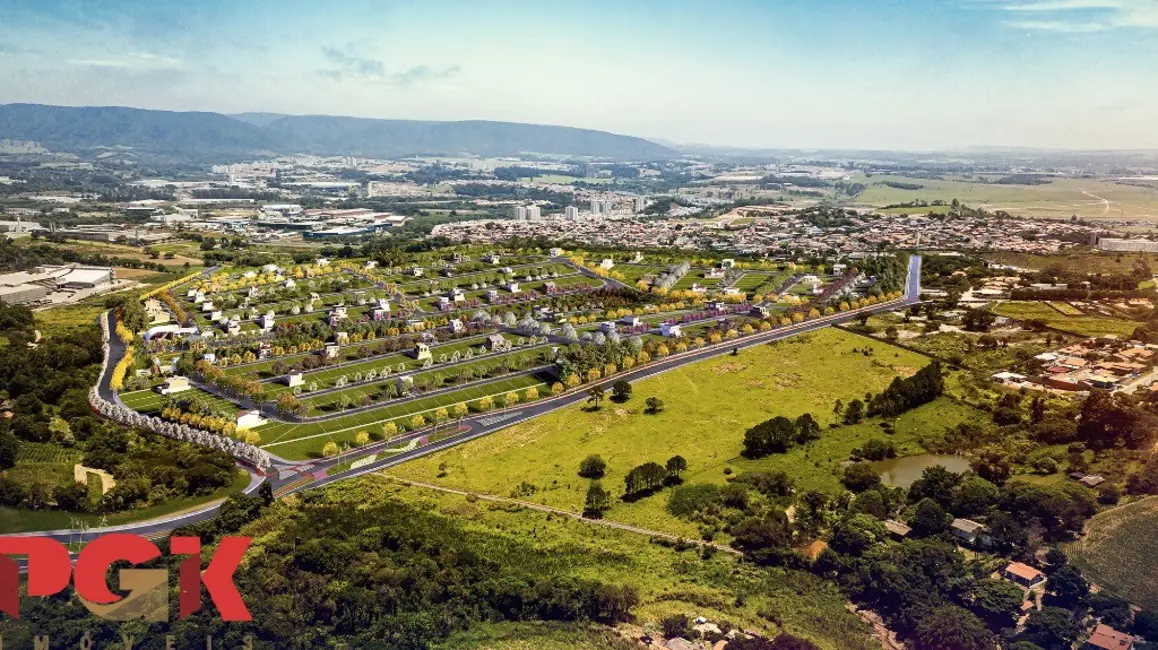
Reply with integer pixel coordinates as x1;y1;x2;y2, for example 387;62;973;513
852;174;1158;220
391;328;980;537
1067;496;1158;611
992;301;1142;338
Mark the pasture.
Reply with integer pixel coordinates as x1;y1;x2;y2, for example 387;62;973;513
390;329;977;537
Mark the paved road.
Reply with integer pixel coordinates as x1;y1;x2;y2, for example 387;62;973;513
10;256;922;544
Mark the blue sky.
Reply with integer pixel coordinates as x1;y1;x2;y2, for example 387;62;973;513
0;0;1155;150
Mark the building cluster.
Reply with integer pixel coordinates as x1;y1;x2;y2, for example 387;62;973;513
430;209;1101;256
992;337;1158;393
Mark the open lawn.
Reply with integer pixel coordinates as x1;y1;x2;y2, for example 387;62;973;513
851;173;1158;220
390;328;979;538
1066;496;1158;611
333;477;878;650
992;301;1143;338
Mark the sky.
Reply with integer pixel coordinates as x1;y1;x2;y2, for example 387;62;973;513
0;0;1156;151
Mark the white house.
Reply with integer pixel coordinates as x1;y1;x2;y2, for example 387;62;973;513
236;410;267;429
721;258;735;268
549;247;564;257
661;323;683;338
620;315;642;327
286;371;304;387
413;342;432;360
259;311;276;330
157;376;191;395
600;321;617;334
599;258;615;270
507;282;520;293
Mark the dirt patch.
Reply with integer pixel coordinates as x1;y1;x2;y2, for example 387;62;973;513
892;365;919;378
113;267;161;279
712;362;748;374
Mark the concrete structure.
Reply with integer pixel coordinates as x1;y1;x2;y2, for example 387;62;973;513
526;205;541;221
0;264;114;304
1097;237;1158;253
514;206;528;221
564;206;579;221
634;196;647;213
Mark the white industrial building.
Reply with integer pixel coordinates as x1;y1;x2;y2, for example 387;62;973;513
1097;237;1158;253
0;265;115;304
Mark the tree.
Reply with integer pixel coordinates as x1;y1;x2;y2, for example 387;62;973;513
910;498;951;537
587;385;605;410
970;446;1013;484
1046;565;1088;608
963;308;996;332
645;396;664;414
666;455;687;480
794;413;821;444
259;481;274;506
908;465;962;508
951;475;1000;518
1020;607;1080;650
843;398;865;424
913;605;994;650
611;380;632;402
0;429;16;471
841;463;881;492
583;481;611;518
322;441;340;457
742;416;798;458
578;454;607;478
1134;610;1158;643
851;490;888;519
355;431;370;446
970;578;1025;628
829;513;887;556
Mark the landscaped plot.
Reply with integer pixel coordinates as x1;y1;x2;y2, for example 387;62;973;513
992;301;1143;337
257;373;554;459
732;272;775;291
121;386;238;415
298;348;551;412
1067;496;1158;611
389;328;978;537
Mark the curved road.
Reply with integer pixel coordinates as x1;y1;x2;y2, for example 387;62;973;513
9;256;922;543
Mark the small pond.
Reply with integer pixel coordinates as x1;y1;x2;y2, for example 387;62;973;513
869;454;971;488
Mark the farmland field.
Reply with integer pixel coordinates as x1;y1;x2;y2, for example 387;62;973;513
851;173;1158;220
1067;496;1158;611
992;301;1142;337
390;328;980;537
986;250;1158;275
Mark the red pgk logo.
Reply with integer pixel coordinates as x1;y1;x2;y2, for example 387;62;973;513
0;534;252;622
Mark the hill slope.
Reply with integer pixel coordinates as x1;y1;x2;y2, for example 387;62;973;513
0;103;675;160
0;104;277;155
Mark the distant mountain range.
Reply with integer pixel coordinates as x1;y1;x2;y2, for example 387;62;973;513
0;103;676;162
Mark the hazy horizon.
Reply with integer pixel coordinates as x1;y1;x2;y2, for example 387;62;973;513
1;0;1156;152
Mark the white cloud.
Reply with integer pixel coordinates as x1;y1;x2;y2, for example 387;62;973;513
67;51;182;70
981;0;1158;30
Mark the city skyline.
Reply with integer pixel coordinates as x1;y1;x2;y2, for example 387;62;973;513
1;0;1157;151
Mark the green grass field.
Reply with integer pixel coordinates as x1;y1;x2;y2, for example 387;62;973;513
852;173;1158;220
992;301;1143;338
390;329;978;538
1066;496;1158;611
904;329;1058;373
